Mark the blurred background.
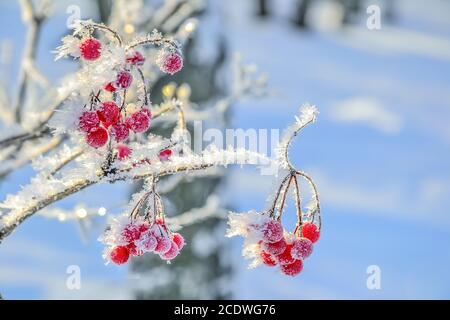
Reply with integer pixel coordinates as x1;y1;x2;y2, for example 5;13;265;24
0;0;450;299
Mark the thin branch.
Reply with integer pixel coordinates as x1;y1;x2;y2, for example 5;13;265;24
15;0;45;123
0;148;274;242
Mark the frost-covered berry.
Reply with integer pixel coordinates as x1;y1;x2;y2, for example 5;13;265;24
126;50;145;66
154;236;172;254
104;82;117;92
122;223;141;243
110;246;129;264
115;70;133;89
276;243;295;265
159;51;183;75
291;237;313;260
280;259;303;276
159;149;172;161
138;232;158;252
86;126;109;148
78;111;99;133
97;101;120;127
116;144;132;160
160;241;180;260
79;38;101;61
262;238;287;256
261;219;284;243
172;233;185;250
302;222;320;243
111;122;129;142
260;251;277;267
126;110;150;133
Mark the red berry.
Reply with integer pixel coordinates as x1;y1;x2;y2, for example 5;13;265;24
122;223;141;243
262;219;284;243
154;236;171;254
260;251;277;267
110;246;129;264
78;111;99;132
97;101;120;127
125;111;150;133
280;259;303;276
138;232;158;252
127;242;144;256
79;38;101;61
116;144;132;160
172;233;185;250
86;126;109;148
111;122;129;142
115;70;133;89
276;243;295;265
159;52;183;75
302;222;320;243
160;241;180;260
158;149;172;161
262;238;287;256
104;82;117;92
126;51;145;66
291;237;313;260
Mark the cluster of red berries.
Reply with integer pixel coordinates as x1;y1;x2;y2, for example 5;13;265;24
78;102;151;152
251;219;320;276
109;219;185;265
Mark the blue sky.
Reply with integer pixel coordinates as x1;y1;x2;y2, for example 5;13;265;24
1;0;450;299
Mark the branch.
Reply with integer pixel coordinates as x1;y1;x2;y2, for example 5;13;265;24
0;148;274;243
15;0;45;123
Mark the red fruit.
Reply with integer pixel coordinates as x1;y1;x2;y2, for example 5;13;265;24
78;111;99;132
110;246;129;264
139;232;157;252
276;243;295;265
262;219;284;243
172;233;185;250
262;238;287;256
158;149;172;161
160;241;180;260
260;251;277;267
302;222;320;243
97;101;120;127
126;111;150;133
154;236;171;254
79;38;101;61
127;242;144;256
280;259;303;276
122;223;141;243
291;237;313;260
86;126;109;148
159;52;183;75
116;144;132;160
111;122;129;142
126;51;145;66
115;70;133;89
104;82;117;92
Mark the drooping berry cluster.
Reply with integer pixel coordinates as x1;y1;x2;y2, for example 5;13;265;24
102;217;185;265
227;211;320;277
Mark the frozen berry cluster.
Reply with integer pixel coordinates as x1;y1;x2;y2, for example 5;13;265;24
103;218;185;265
227;211;320;277
78;101;151;155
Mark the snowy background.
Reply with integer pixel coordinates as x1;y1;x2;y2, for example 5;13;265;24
1;0;450;299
